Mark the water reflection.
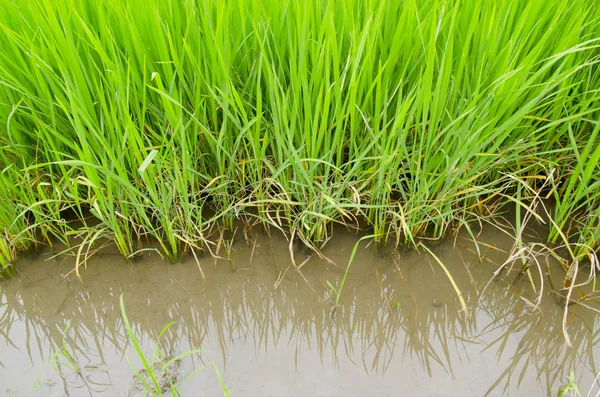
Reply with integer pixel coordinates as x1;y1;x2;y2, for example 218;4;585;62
1;228;599;396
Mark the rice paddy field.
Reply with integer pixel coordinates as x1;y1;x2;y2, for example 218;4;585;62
1;0;600;330
0;0;599;264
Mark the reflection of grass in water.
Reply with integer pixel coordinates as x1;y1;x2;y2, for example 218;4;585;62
476;287;600;396
1;246;598;395
120;294;227;396
44;320;114;394
49;321;81;375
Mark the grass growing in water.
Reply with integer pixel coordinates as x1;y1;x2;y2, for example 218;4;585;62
558;372;582;397
556;370;600;397
120;295;226;396
0;0;599;289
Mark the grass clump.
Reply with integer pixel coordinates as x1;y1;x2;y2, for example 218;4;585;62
0;235;17;278
0;0;598;278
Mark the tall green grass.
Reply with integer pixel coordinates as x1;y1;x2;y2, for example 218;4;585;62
0;0;599;276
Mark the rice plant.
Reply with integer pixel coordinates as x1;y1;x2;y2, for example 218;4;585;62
120;295;206;396
0;0;598;286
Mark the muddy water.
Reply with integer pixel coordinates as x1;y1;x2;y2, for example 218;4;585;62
1;225;599;396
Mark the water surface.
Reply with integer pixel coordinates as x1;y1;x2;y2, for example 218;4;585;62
1;225;599;396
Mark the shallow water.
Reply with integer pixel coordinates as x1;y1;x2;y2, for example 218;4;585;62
1;225;599;396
